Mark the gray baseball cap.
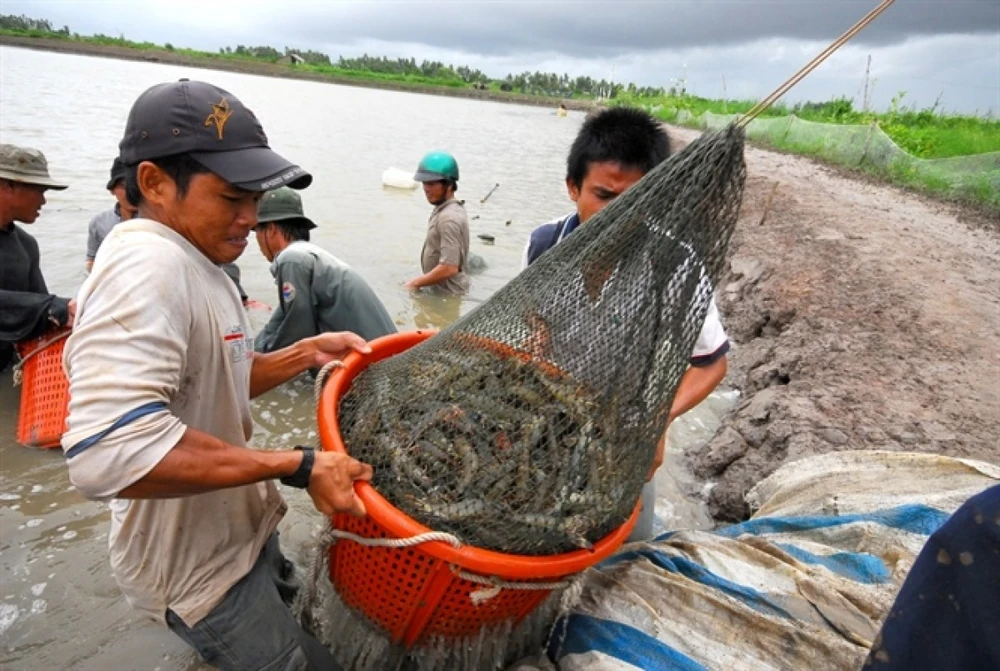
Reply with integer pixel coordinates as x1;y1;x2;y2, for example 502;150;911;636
255;186;316;229
0;144;68;190
118;79;311;192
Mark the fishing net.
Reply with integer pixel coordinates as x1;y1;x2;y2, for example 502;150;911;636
337;124;746;556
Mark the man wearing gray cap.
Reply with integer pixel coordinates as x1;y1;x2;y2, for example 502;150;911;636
0;143;75;372
61;79;372;670
253;186;396;353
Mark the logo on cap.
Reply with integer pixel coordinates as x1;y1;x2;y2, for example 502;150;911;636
204;98;233;140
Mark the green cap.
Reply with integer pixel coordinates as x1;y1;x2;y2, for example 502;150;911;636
256;186;316;229
414;151;459;183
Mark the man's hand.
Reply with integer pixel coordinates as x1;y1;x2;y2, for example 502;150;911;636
307;451;374;517
404;278;422;291
304;332;371;369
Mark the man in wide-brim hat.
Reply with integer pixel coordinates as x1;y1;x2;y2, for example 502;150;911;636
0;143;74;372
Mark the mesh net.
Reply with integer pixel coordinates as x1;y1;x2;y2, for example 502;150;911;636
699;112;1000;207
336;125;746;556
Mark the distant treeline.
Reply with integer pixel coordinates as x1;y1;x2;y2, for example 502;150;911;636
0;13;669;99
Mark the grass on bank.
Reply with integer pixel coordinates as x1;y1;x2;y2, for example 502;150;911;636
614;92;1000;160
615;93;1000;212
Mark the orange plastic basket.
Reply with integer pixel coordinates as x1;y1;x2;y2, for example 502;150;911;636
15;329;71;449
318;330;640;648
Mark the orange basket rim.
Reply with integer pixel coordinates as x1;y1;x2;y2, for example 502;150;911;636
317;329;639;580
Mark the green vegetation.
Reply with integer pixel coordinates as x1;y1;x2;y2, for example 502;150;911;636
614;92;999;159
2;13;996;211
0;15;630;99
613;92;999;211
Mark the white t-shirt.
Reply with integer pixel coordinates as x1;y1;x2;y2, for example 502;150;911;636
62;219;285;627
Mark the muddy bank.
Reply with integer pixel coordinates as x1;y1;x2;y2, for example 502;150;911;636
0;35;598;112
666;125;1000;522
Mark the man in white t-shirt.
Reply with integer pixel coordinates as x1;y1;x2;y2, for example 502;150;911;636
62;79;372;670
523;107;729;541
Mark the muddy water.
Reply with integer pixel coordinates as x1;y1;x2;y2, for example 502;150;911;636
0;46;733;670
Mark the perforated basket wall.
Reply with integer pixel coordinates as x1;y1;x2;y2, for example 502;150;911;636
15;333;70;449
329;513;554;648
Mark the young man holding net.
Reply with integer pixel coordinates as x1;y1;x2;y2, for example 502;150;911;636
523;107;730;540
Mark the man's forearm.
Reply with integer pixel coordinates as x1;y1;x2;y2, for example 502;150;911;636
250;339;316;398
411;263;459;288
118;427;301;498
669;356;728;422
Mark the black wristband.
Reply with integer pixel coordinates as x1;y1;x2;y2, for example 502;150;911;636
280;446;315;489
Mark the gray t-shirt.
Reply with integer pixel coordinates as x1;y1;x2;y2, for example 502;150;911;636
86;207;122;261
420;199;470;296
254;241;397;353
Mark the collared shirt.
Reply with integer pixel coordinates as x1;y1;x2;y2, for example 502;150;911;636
254;240;396;353
523;212;581;267
62;219;284;627
420;199;470;296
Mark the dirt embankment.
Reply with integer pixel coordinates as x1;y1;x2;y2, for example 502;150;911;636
666;125;1000;521
0;35;598;111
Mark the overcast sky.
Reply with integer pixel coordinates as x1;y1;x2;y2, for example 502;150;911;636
6;0;999;114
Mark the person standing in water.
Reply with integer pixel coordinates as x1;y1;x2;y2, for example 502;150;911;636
405;151;470;296
86;157;138;272
0;143;75;372
253;186;396;351
61;79;371;670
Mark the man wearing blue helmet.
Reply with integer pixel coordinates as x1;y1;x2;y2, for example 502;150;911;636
405;151;470;296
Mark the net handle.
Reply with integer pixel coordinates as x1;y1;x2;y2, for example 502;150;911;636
328;527;463;550
739;0;896;127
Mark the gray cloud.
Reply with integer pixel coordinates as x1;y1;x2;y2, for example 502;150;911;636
269;0;998;58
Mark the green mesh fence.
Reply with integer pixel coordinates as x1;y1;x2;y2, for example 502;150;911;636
685;112;1000;208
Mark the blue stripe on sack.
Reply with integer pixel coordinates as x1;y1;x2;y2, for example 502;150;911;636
775;543;891;584
714;504;951;539
550;613;708;671
653;530;679;542
65;402;168;458
601;551;792;619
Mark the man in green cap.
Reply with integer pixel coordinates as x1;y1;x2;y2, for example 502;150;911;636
405;150;470;296
253;187;396;352
0;143;75;372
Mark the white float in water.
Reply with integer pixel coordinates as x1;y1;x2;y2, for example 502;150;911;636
381;167;418;190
